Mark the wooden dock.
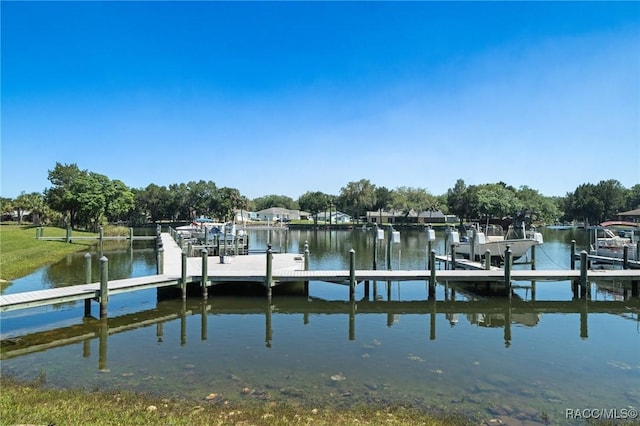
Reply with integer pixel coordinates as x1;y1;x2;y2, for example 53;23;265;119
2;233;640;315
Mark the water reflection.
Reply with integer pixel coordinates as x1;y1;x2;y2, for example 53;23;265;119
3;294;638;368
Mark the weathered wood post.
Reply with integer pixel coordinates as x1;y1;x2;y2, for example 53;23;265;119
129;227;134;249
349;249;356;302
66;227;72;243
386;232;392;270
201;248;208;300
570;240;576;270
623;245;629;270
580;250;589;298
99;225;104;244
373;230;378;270
266;245;273;301
84;253;92;317
470;229;476;262
504;246;512;295
636;241;640;264
450;242;456;270
157;246;164;274
235;229;240;256
484;250;491;270
530;244;536;270
99;256;109;319
181;249;188;300
429;249;436;298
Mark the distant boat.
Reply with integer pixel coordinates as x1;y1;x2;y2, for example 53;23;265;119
456;223;543;262
546;223;576;230
589;225;638;261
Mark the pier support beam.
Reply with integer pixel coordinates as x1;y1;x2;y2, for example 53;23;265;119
99;256;109;319
484;250;491;270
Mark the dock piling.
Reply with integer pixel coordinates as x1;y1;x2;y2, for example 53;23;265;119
181;250;187;300
266;245;273;300
429;250;436;298
504;246;512;294
84;253;92;317
580;250;588;298
99;256;109;319
349;249;356;301
201;249;208;300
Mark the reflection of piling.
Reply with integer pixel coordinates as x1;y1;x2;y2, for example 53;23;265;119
503;301;512;347
349;302;356;340
200;301;208;341
98;318;108;371
580;301;588;339
99;256;109;319
265;302;272;348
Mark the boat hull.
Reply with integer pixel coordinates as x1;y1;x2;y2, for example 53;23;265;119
456;239;539;261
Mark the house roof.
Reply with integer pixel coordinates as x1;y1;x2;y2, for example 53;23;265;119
618;208;640;217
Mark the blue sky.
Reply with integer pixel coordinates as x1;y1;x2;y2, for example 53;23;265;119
2;1;639;200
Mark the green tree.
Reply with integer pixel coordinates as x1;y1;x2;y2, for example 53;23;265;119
515;186;560;225
338;179;376;224
214;187;245;222
44;162;86;227
298;191;331;224
253;194;299;211
625;184;640;210
447;179;470;225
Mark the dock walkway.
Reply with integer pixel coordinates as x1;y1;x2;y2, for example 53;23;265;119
1;233;640;314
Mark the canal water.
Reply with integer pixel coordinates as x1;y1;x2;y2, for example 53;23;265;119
1;227;638;425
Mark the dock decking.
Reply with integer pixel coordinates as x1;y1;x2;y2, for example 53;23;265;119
1;232;639;314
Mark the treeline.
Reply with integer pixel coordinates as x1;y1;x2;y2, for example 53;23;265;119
1;162;639;229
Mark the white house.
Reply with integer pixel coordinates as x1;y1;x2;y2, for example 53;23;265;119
256;207;311;222
315;211;352;223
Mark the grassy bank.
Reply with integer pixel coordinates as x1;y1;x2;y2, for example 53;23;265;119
0;223;98;282
0;376;467;426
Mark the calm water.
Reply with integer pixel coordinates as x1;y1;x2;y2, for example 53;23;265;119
1;228;639;425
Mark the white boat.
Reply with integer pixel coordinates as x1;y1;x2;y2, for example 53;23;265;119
456;223;543;262
589;226;638;261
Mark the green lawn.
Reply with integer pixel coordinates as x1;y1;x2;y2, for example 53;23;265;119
0;223;98;282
